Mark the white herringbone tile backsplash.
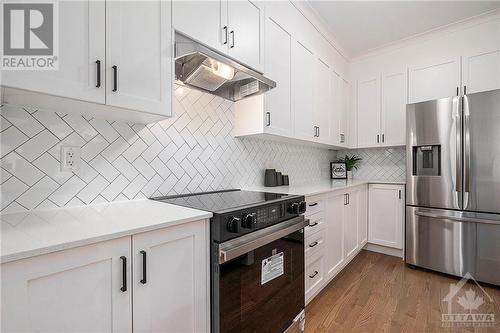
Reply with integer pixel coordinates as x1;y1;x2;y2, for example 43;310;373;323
335;147;406;181
0;86;334;212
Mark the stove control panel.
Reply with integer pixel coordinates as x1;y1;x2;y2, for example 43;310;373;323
217;196;306;240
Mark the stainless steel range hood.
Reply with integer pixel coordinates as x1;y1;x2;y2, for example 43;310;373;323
174;33;276;101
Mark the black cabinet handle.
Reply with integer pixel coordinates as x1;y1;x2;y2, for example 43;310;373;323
464;85;467;95
112;65;118;92
377;134;380;143
456;86;459;96
347;193;350;205
399;190;402;200
308;202;318;207
223;26;228;45
230;30;235;48
344;194;347;205
317;126;320;137
309;271;319;279
308;222;318;227
382;134;385;143
140;250;147;284
309;241;318;248
266;112;271;126
95;60;101;88
120;256;127;292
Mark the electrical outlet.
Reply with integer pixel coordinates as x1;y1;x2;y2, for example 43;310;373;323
60;146;81;171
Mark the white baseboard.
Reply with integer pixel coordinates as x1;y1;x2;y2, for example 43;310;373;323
364;243;403;258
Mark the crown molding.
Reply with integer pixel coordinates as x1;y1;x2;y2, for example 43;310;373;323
291;0;351;61
351;8;500;62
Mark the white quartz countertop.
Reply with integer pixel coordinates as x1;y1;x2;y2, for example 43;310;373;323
245;179;405;197
0;199;212;264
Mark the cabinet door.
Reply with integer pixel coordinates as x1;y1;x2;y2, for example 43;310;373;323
357;76;381;148
340;78;351;146
172;1;225;53
1;237;132;333
132;220;208;333
1;0;105;104
408;58;460;103
325;192;345;278
264;17;292;136
313;58;331;143
343;190;358;259
462;49;500;94
227;0;262;70
106;0;172;116
357;186;368;247
293;41;315;140
381;70;406;146
368;184;404;249
330;72;341;145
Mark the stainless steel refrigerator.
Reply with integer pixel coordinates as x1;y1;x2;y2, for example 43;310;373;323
406;88;500;286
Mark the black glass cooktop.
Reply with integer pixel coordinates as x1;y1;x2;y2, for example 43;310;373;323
151;189;300;214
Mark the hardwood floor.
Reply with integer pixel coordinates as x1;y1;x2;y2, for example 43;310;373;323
305;250;500;333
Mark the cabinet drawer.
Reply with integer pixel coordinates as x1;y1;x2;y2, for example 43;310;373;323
305;253;324;300
305;229;325;259
305;196;324;216
305;211;325;237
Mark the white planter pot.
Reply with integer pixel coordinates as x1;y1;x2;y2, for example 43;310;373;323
347;170;353;179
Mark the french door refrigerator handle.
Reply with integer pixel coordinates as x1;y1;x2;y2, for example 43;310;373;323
455;96;462;195
463;94;471;196
218;216;308;264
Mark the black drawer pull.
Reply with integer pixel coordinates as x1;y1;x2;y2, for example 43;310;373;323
120;256;127;292
309;241;318;248
308;203;318;207
95;60;101;88
140;250;147;284
112;65;118;92
308;222;318;227
309;271;319;279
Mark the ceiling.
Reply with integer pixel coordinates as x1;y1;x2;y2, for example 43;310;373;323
307;1;500;58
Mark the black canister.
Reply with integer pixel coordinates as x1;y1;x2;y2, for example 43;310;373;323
276;172;283;186
282;175;289;185
264;169;277;187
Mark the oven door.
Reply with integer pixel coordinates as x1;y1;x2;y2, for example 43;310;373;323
212;216;307;333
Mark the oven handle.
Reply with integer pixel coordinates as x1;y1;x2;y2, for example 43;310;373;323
218;216;308;264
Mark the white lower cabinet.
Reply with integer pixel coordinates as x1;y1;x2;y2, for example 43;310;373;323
132;220;208;333
305;186;368;304
368;184;405;249
1;237;132;333
1;220;209;333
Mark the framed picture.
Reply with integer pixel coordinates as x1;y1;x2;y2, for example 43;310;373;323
330;162;347;179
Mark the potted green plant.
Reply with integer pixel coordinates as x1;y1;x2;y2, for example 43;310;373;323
337;154;362;179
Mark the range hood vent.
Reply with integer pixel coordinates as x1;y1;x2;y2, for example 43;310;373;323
175;33;276;101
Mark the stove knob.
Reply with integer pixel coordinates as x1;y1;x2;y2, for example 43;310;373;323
289;202;300;214
226;217;241;233
299;201;307;214
241;213;255;229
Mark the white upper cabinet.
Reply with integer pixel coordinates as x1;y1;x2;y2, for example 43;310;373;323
106;0;171;116
313;58;331;143
357;76;381;147
132;221;208;333
172;1;226;53
293;41;315;140
1;237;132;333
462;49;500;94
368;184;404;249
408;57;460;103
330;72;341;145
381;70;406;146
339;78;351;146
1;0;106;104
227;0;262;70
264;17;292;136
